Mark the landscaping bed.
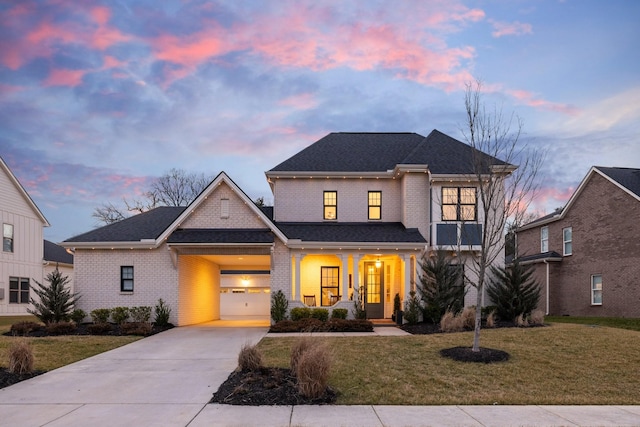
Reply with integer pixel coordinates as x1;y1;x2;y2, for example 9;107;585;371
269;318;373;333
3;321;174;338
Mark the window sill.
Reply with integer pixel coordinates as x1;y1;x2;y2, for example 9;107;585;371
591;303;602;307
120;291;134;295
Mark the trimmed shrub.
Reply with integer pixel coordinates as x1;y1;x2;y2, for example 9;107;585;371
87;323;113;335
28;267;79;324
296;341;332;399
238;343;263;372
290;337;315;375
404;290;422;324
70;309;87;324
111;307;130;324
10;321;43;336
352;287;366;319
393;293;401;314
8;340;34;374
120;322;152;336
290;307;312;321
130;306;152;323
90;308;111;324
46;321;77;335
270;290;288;323
440;310;464;333
311;308;329;322
326;319;373;332
154;299;172;326
487;259;541;322
331;308;348;319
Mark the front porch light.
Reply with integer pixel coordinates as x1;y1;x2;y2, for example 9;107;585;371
375;258;381;269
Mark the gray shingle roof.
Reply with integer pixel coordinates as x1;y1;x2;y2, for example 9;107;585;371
44;240;74;264
275;222;427;243
269;130;510;174
596;166;640;198
64;206;186;243
167;229;274;244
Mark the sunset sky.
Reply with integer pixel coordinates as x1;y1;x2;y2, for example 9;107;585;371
1;0;638;243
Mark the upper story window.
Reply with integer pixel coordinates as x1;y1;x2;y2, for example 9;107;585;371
324;191;337;220
3;223;13;252
442;187;476;221
121;266;134;292
541;226;549;252
9;277;29;303
368;191;381;220
563;227;572;256
591;275;602;305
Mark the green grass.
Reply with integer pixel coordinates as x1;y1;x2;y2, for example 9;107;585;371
546;316;640;331
258;323;640;405
0;315;141;372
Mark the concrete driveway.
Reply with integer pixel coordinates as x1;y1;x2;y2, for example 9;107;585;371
0;321;268;426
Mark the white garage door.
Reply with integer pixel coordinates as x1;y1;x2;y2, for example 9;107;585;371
220;287;270;319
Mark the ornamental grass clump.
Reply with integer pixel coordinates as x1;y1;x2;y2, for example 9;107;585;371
237;343;263;372
290;337;315;375
460;306;476;330
8;340;34;375
295;341;332;399
440;310;464;333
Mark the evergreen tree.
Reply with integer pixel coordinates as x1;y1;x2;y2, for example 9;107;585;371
418;250;466;324
28;267;80;324
486;259;541;322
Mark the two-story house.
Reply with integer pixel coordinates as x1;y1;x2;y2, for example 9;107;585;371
1;156;50;315
62;130;510;325
516;166;640;317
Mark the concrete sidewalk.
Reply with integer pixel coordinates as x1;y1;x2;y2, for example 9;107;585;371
0;323;637;426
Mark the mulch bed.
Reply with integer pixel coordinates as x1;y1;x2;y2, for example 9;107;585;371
0;369;45;389
210;367;337;406
440;346;510;363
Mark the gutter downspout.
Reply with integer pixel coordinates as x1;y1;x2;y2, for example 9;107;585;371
543;260;550;315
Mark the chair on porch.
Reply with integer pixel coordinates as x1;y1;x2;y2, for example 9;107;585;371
329;295;340;305
303;295;316;307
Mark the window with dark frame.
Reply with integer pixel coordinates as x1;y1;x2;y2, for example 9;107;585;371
323;191;337;220
3;223;13;252
9;277;29;303
121;266;134;292
442;187;476;221
320;266;339;306
368;191;381;220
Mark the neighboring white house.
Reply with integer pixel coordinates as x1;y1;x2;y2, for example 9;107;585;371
62;131;510;325
1;156;50;315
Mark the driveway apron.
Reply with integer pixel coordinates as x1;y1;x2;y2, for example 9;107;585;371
0;323;267;427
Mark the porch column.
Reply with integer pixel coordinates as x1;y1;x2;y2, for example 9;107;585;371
340;254;349;301
403;254;412;300
295;253;306;301
353;253;361;295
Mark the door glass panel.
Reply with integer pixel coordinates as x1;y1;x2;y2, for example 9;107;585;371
367;265;381;303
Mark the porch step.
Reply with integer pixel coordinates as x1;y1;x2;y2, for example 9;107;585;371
369;319;398;327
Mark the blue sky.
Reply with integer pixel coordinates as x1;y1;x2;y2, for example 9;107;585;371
1;0;638;242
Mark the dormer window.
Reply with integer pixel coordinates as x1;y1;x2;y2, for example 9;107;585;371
324;191;337;220
368;191;381;220
442;187;476;221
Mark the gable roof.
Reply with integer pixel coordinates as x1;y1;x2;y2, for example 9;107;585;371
518;166;640;231
62;172;288;248
44;240;74;265
267;130;511;175
0;156;50;226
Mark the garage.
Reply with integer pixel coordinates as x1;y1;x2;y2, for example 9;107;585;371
220;270;270;320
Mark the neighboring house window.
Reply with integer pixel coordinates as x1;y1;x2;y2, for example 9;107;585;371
121;266;134;292
368;191;381;220
591;275;602;305
320;266;339;306
9;277;29;303
541;226;549;252
442;187;476;221
3;223;13;252
563;227;572;256
324;191;337;220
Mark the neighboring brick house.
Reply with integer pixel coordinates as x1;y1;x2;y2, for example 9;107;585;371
62;131;511;325
516;166;640;317
0;156;51;315
43;239;74;292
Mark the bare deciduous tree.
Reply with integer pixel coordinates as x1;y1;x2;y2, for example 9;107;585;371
460;80;544;352
92;169;213;225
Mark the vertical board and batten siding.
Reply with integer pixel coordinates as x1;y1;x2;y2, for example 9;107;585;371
0;166;46;314
72;245;179;323
272;178;402;222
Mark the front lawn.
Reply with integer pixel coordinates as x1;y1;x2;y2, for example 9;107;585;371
0;316;141;373
257;322;640;405
546;315;640;332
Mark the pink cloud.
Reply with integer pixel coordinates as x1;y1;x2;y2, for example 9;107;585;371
87;6;132;50
44;68;86;87
490;20;533;38
508;89;580;115
103;55;125;69
279;93;318;110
